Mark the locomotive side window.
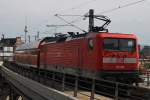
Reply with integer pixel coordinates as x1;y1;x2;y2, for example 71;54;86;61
88;39;94;50
103;38;135;52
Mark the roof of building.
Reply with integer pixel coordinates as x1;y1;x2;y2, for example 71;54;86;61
0;38;17;47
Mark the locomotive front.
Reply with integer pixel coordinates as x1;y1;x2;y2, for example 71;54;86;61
97;33;139;83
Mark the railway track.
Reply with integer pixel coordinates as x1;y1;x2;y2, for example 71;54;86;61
4;62;150;100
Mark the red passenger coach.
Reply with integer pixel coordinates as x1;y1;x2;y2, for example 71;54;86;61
14;9;140;83
14;41;41;68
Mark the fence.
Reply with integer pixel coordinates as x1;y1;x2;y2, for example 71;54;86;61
4;61;150;100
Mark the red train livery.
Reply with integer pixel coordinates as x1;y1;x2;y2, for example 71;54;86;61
14;32;139;83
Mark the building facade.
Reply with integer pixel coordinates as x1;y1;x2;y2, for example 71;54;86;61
0;37;22;61
140;45;150;59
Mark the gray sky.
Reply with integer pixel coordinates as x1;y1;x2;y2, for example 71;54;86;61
0;0;150;44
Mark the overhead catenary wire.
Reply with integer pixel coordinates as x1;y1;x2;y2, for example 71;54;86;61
56;0;146;24
55;14;88;33
56;12;89;26
57;0;97;14
38;0;97;28
44;0;97;31
69;0;97;10
32;0;97;35
98;0;146;14
51;0;97;29
34;0;147;37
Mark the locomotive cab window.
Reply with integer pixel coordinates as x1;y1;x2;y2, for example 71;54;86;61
103;38;135;52
103;39;118;51
120;39;135;52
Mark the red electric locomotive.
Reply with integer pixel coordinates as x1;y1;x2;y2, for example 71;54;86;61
14;9;140;83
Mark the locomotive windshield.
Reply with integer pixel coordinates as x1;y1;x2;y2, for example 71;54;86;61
103;38;135;52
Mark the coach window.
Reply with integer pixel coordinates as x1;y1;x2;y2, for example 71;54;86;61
0;47;3;51
88;39;94;50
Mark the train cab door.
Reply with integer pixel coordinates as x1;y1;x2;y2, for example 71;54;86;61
43;45;47;70
39;44;47;70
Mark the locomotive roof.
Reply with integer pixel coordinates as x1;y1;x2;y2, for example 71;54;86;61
16;33;137;51
96;32;137;39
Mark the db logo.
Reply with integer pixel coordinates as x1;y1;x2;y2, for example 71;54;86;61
117;58;124;63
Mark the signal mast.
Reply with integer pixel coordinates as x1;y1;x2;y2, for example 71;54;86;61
24;25;28;43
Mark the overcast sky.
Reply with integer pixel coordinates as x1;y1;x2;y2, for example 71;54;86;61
0;0;149;44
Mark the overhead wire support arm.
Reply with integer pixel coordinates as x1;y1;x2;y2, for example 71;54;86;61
55;14;83;17
55;9;111;33
56;12;89;24
46;24;73;27
46;24;73;33
55;14;88;33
